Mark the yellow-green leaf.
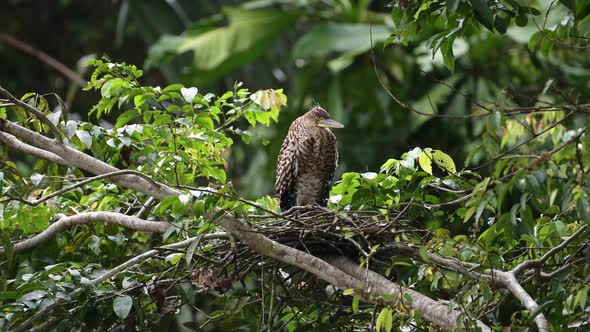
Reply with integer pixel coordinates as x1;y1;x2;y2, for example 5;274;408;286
376;307;393;332
342;288;355;296
352;296;359;314
250;89;287;111
418;149;433;175
432;150;456;174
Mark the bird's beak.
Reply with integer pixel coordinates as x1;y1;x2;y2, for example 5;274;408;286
317;118;344;129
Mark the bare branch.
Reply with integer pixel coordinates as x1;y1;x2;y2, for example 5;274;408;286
0;212;171;255
383;242;550;331
215;214;490;331
0;95;559;331
327;257;491;332
0;33;87;87
13;232;229;332
10;170;166;207
0;118;179;199
537;257;586;279
137;196;157;218
91;232;229;285
369;27;590;119
500;274;549;332
512;225;588;277
0;86;63;142
0;131;68;165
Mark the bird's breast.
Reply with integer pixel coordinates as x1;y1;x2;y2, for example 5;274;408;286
294;169;324;206
293;131;337;206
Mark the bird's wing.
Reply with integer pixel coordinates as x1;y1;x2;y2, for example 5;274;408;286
318;132;338;207
275;134;298;210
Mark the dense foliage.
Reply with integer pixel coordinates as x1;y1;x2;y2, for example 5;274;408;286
1;0;590;331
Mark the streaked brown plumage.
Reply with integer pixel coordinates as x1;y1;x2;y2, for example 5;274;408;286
275;106;344;212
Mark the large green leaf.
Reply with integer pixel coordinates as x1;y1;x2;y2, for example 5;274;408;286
468;0;494;31
292;23;391;59
179;8;298;68
148;7;299;82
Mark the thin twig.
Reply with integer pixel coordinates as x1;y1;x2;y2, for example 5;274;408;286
0;86;63;142
0;34;86;86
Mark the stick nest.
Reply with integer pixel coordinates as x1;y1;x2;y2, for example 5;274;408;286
198;207;425;282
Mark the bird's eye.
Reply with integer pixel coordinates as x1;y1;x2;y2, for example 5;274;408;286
315;116;321;120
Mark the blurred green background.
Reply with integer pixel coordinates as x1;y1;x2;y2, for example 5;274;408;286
2;0;588;198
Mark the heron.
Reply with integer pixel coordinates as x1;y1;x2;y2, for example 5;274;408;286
275;106;344;212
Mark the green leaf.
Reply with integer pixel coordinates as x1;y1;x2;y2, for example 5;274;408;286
464;207;476;224
575;0;590;17
101;78;130;98
0;230;15;272
494;15;508;34
76;130;93;149
528;299;555;319
195;113;214;129
578;15;590;36
515;14;528;27
575;286;588;309
380;159;399;173
343;288;355;295
165;253;185;265
468;0;494;31
376;307;393;332
446;0;460;14
19;207;51;234
163;84;184;93
383;307;393;332
292;23;391;59
576;197;590;224
352;296;360;314
249;89;287;111
418;149;433;175
540;33;554;55
115;110;139;128
433;150;456;174
528;31;544;51
418;246;431;262
154;8;299;83
344;232;355;239
441;37;456;71
113;295;133;320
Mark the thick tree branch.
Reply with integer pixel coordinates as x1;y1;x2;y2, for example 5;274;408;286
215;214;490;331
0;118;179;199
383;242;550;331
0;212;171;255
9;170;166;207
0;131;68;165
327;257;491;331
500;274;549;331
216;215;373;297
0;99;563;331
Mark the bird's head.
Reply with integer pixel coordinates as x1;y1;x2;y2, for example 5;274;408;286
304;106;344;129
